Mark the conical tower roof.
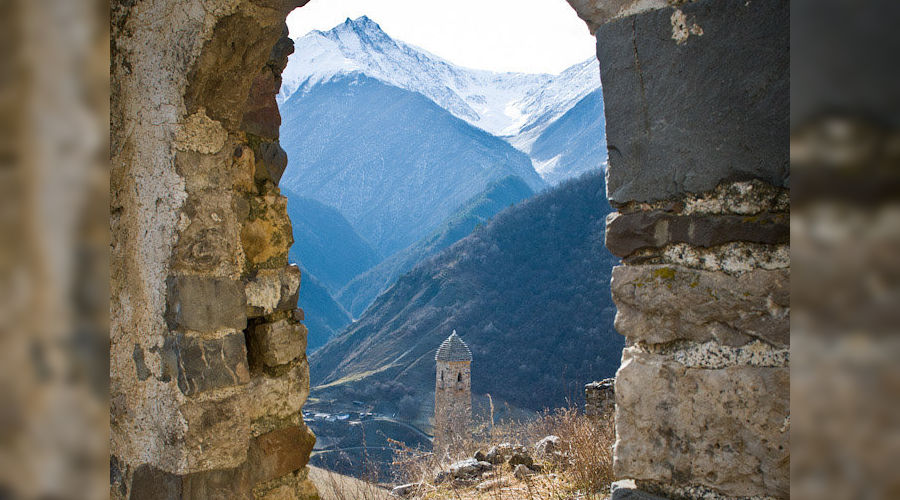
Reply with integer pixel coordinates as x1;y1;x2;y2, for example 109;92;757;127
435;330;472;362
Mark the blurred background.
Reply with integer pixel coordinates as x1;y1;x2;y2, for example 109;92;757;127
791;1;900;499
0;0;897;498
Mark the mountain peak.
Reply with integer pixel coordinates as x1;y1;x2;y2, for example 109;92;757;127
340;15;384;34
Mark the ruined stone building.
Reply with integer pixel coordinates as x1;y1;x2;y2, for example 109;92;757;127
433;331;473;453
110;0;788;498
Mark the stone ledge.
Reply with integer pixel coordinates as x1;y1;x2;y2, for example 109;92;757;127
606;211;788;258
611;264;789;347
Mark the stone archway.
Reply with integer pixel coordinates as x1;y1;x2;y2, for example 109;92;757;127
110;0;789;498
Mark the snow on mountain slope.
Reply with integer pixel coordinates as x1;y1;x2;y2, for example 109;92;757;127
279;16;600;143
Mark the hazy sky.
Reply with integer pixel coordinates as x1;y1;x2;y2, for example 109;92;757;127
285;0;596;75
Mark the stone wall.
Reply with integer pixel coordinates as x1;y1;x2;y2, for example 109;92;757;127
566;0;790;498
584;378;615;417
110;1;317;498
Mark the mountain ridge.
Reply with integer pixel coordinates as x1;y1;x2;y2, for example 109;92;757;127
336;175;535;318
280;73;544;256
280;16;602;153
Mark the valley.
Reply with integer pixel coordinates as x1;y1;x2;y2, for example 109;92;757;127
277;16;615;482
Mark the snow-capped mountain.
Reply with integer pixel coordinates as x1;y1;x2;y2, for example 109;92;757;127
279;16;603;162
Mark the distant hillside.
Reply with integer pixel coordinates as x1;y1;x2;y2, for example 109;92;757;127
279;73;545;256
530;88;608;185
297;268;352;352
336;175;534;318
309;171;623;414
285;190;381;293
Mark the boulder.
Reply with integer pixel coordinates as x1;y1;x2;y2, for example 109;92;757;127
485;443;526;465
390;482;421;497
534;435;561;455
449;458;492;478
513;464;535;480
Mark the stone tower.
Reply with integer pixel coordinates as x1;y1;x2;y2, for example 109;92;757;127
433;331;472;453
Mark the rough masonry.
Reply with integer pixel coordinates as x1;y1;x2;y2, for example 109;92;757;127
566;0;790;498
111;1;317;498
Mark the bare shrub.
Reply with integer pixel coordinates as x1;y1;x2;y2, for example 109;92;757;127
389;400;616;499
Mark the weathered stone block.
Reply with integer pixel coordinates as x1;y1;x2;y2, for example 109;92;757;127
166;275;247;332
248;319;307;368
605;211;788;258
247;361;310;432
128;464;253;500
614;348;789;498
182;466;253;500
596;0;789;203
252;467;319;500
611;264;789;346
248;425;316;485
179;393;251;471
241;193;292;269
160;331;251;395
245;265;301;317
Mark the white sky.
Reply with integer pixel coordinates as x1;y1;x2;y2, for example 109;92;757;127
285;0;596;75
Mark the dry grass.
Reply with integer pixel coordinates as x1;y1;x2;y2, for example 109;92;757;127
308;466;393;500
390;404;616;499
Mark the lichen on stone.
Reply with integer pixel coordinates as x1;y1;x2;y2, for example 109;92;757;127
174;108;228;154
